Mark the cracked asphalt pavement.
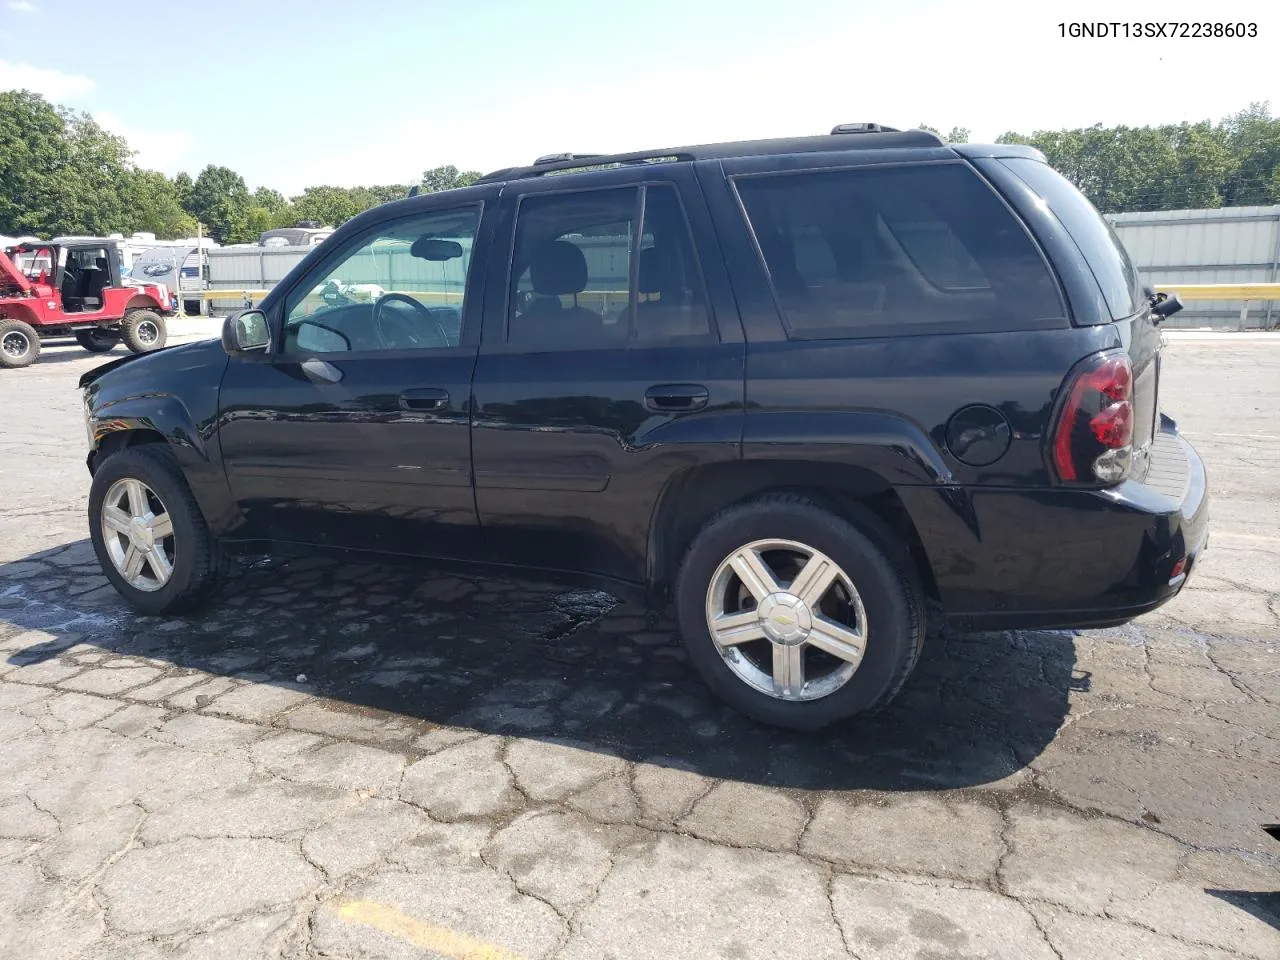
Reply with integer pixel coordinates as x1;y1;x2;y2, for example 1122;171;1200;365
1;332;1277;960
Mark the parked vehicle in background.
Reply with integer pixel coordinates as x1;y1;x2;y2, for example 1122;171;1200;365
78;124;1206;730
1;238;175;368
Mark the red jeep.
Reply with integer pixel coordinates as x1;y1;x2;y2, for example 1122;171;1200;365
0;237;174;369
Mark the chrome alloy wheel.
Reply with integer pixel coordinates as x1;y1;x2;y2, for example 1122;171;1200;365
2;329;31;360
135;319;160;345
705;539;868;701
101;478;175;591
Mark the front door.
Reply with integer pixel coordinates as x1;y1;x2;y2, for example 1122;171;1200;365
216;201;490;560
471;169;746;583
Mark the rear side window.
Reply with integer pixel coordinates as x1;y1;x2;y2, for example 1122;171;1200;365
734;163;1065;339
999;157;1144;320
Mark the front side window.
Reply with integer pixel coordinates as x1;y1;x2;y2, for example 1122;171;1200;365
735;164;1065;339
282;206;479;355
507;184;712;350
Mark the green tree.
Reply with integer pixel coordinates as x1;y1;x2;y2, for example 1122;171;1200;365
243;206;275;239
289;184;408;227
172;171;194;212
251;186;287;213
123;169;197;239
1220;102;1280;205
189;164;252;242
1158;121;1236;208
945;126;970;143
419;164;480;192
0;89;68;235
0;90;137;236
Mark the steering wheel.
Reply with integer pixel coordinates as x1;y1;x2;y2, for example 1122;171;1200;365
371;294;450;349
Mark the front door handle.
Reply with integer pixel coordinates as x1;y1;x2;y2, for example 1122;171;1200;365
644;384;709;412
400;387;450;411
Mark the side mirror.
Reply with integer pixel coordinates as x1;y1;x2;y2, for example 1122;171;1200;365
222;309;271;355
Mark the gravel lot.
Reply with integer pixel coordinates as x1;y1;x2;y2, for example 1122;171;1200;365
1;331;1277;960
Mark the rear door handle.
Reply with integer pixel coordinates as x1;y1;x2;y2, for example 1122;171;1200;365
644;384;709;412
399;387;450;411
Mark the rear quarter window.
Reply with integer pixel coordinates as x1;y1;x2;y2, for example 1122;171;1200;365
733;163;1065;340
998;157;1145;320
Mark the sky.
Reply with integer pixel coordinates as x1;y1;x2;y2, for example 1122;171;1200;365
1;0;1276;195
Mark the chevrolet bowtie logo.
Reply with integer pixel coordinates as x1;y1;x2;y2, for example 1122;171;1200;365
774;614;793;625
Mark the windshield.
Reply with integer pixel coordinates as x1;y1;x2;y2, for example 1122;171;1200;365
8;246;54;280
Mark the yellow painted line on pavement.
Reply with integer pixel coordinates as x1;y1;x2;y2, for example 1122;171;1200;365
334;900;525;960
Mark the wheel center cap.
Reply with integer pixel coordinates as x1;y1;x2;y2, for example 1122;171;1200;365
129;519;154;550
757;592;812;645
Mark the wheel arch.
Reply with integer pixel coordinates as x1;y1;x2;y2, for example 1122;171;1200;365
88;397;207;475
123;295;163;314
646;459;941;609
91;426;168;473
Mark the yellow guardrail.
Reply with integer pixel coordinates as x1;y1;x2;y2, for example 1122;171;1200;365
1153;283;1280;301
1153;283;1280;331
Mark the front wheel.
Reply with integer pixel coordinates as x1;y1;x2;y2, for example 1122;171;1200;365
88;445;222;615
675;494;923;731
76;327;119;353
0;318;40;369
120;309;167;354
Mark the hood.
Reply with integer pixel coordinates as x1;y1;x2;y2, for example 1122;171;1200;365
78;337;222;390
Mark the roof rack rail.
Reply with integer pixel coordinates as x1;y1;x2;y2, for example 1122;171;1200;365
475;149;694;184
475;127;946;185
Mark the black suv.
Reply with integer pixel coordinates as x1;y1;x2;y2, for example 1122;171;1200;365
79;124;1208;730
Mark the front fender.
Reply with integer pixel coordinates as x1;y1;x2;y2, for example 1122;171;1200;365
89;394;207;465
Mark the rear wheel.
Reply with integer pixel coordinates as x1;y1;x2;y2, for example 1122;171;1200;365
0;319;40;369
88;445;223;614
121;309;167;354
76;327;119;353
675;494;923;731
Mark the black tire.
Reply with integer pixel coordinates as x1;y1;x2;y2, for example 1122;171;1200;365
88;445;222;615
76;327;119;353
120;309;167;354
674;493;923;731
0;318;40;369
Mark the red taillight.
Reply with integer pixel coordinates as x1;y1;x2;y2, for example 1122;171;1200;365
1051;353;1134;483
1089;401;1133;447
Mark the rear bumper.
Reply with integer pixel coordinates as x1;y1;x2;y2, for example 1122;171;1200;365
900;416;1209;631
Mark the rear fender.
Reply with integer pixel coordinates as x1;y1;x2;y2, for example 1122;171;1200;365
742;410;953;485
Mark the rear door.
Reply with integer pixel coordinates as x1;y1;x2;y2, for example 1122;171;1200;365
471;165;745;582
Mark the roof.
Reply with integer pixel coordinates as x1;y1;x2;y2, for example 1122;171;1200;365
48;236;124;246
474;124;948;184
